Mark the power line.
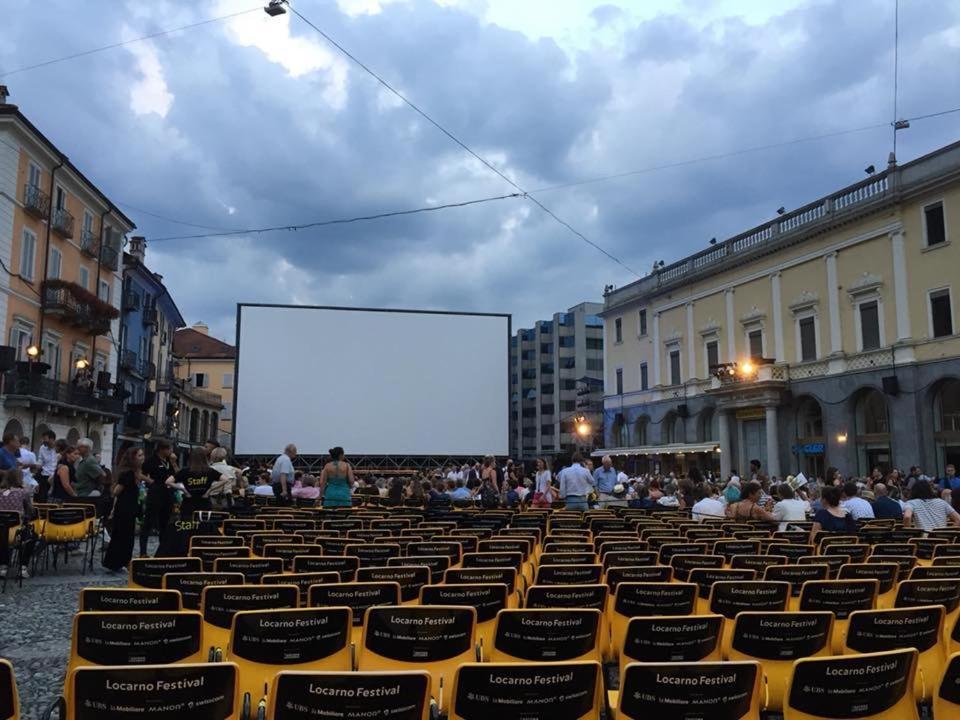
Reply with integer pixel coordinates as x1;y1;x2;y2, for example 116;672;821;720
147;192;523;242
284;1;641;278
115;201;241;232
0;6;262;78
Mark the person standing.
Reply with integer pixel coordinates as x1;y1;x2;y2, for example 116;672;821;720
103;447;145;573
558;453;595;511
938;464;960;513
51;446;79;500
17;437;38;496
74;438;104;497
36;430;57;502
319;447;354;508
593;455;619;507
175;448;228;517
0;434;19;471
533;458;554;508
140;441;176;557
271;444;297;500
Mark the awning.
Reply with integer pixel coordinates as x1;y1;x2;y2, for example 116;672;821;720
591;442;721;458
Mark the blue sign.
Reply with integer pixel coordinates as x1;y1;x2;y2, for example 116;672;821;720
792;443;825;455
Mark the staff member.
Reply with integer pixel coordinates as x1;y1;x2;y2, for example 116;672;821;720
173;448;228;518
140;441;176;558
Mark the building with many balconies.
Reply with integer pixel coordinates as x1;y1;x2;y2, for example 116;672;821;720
600;140;960;482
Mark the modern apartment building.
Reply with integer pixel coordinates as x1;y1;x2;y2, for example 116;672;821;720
116;237;185;448
173;323;234;448
600;140;960;482
509;301;604;461
0;89;130;462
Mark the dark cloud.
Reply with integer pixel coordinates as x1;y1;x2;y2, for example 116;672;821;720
0;0;957;342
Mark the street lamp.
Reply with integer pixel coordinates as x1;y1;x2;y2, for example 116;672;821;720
26;345;40;359
75;358;89;370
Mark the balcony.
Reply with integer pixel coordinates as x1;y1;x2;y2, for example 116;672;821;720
120;349;137;372
123;410;156;435
51;206;74;239
181;381;223;409
80;230;99;258
42;280;119;336
122;291;141;313
2;368;123;420
100;243;119;271
143;305;158;326
23;184;49;218
139;359;157;379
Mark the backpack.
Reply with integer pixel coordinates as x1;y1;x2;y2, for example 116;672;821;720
480;484;499;509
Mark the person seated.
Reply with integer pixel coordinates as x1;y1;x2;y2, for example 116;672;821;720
449;480;472;501
291;474;321;500
771;483;810;530
252;473;275;497
872;482;903;520
505;479;520;508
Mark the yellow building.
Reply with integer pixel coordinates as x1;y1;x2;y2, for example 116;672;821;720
0;89;131;462
173;322;234;447
601;141;960;481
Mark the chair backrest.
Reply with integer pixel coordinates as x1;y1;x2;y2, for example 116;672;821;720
894;579;960;615
934;652;960;720
614;582;697;618
617;660;761;720
784;649;919;720
0;659;17;720
163;572;246;611
911;565;960;580
262;572;340;604
267;670;431;720
764;564;829;596
799;579;879;617
387;555;450;584
444;567;518;595
189;535;246;550
449;662;601;720
211;557;283;583
838;563;900;598
491;609;601;663
78;587;181;612
264;543;322;571
669;553;725;581
708;581;791;620
604;565;673;591
524;584;608;611
419;583;508;623
200;584;299;652
308;582;401;629
534;563;603;586
688;568;757;602
619;614;723;672
189;546;250;572
67;662;239;720
129;557;202;589
357;566;431;604
292;554;360;582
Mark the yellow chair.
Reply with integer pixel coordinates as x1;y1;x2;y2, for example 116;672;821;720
292;554;360;582
407;540;464;567
797;554;847;579
449;662;601;720
934;652;960;720
201;584;299;658
727;611;833;713
189;546;250;572
783;648;919;720
262;571;340;605
911;565;960;580
444;567;521;608
895;578;960;630
844;606;946;702
64;662;239;720
838;563;900;609
38;506;93;572
616;614;723;679
264;543;321;571
267;670;431;720
688;568;757;614
308;581;401;648
420;583;507;654
213;557;284;583
225;607;352;711
868;554;918;579
358;605;477;713
614;660;761;720
798;579;879;653
77;587;181;612
534;563;603;586
462;551;526;588
0;658;19;720
610;582;697;659
387;554;450;584
128;557;201;589
489;608;602;663
163;572;246;610
669;553;724;582
712;539;761;563
356;566;430;605
763;564;829;611
708;581;791;657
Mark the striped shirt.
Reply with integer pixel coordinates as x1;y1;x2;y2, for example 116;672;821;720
906;498;955;531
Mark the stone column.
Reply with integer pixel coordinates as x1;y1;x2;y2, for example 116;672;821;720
725;289;736;362
686;303;696;380
765;405;781;480
825;252;842;354
718;410;732;479
652;312;661;386
771;271;784;362
890;231;911;341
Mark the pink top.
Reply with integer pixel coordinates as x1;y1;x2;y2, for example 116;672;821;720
291;485;320;500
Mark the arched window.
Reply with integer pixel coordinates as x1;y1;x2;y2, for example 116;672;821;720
699;409;717;442
663;412;678;444
794;396;825;479
634;416;649;446
201;410;209;441
189;409;200;443
211;413;219;437
854;388;891;474
2;419;23;441
612;414;628;448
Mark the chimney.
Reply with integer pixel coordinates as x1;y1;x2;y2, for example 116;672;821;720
192;322;209;335
0;86;8;105
128;235;146;263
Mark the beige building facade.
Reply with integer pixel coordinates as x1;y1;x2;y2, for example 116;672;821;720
601;141;960;481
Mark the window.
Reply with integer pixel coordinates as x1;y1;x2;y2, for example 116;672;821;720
522;368;536;379
78;265;89;290
27;162;41;189
82;210;94;237
510;355;518;366
669;349;681;386
511;373;518;385
561;379;576;391
924;202;947;247
221;405;232;421
49;247;62;279
638;309;647;337
522;408;536;418
614;318;623;343
19;229;36;280
561;400;576;412
540;363;554;375
931;289;954;338
54;185;66;210
541;424;555;436
540;343;553;354
560;357;576;369
541;383;554;395
799;316;817;361
9;323;33;361
539;321;553;333
194;372;208;388
559;336;575;347
98;279;110;303
521;349;536;361
640;363;648;391
223;372;234;388
540;403;553;416
859;301;881;350
585;358;603;371
586;338;603;350
616;368;623;395
748;330;763;359
43;336;61;380
705;340;719;374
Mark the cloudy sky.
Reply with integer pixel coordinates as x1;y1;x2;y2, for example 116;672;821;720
2;0;958;343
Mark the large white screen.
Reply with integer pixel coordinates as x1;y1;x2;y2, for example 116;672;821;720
234;305;509;456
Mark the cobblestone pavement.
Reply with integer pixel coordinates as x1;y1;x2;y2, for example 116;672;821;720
0;549;128;719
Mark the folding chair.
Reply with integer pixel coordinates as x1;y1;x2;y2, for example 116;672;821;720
616;614;723;682
868;554;918;579
912;565;960;580
449;662;601;720
934;652;960;720
225;607;352;711
163;572;245;610
610;582;697;658
763;564;829;610
64;662;239;720
346;543;401;568
730;554;788;573
895;578;960;630
78;587;181;612
0;659;18;720
308;581;401;648
212;557;283;583
201;584;299;659
293;554;360;582
264;543;322;571
799;579;879;653
708;581;791;656
798;554;847;579
783;648;919;720
129;557;202;589
358;606;477;713
534;563;602;586
407;541;464;567
689;568;757;614
38;506;95;572
825;543;870;564
669;553;725;582
357;566;430;605
262;571;340;604
727;611;834;713
712;539;760;563
189;546;250;572
838;562;900;609
489;608;601;663
766;543;815;562
844;606;946;702
267;670;431;720
444;567;521;608
614;660;761;720
420;583;507;654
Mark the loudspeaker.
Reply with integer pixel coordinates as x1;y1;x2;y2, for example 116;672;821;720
96;371;112;391
142;390;156;408
882;376;900;396
677;404;689;418
0;346;16;373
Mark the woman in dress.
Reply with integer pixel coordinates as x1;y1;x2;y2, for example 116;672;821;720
533;458;553;507
103;447;145;572
320;447;354;508
725;481;777;522
51;446;79;500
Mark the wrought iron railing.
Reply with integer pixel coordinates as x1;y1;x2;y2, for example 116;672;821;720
23;184;49;217
51;206;74;238
2;369;123;416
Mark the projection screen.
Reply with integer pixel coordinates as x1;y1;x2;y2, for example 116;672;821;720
233;304;510;457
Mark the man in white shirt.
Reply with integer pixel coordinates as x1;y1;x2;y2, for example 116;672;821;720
557;454;595;511
271;444;297;499
17;436;38;492
36;429;58;500
691;484;726;520
841;480;875;520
